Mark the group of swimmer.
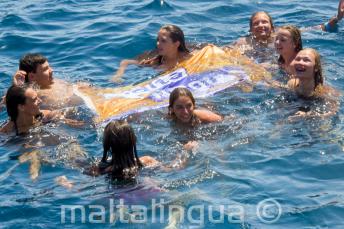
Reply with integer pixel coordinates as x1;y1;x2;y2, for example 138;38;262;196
1;0;344;185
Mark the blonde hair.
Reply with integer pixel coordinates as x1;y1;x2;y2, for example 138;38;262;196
278;25;303;65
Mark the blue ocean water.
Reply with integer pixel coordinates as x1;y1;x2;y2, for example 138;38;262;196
1;0;344;228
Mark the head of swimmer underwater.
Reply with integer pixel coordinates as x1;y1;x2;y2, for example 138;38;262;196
291;48;323;90
249;11;275;42
5;85;43;135
275;25;303;65
20;53;54;89
156;24;189;59
168;87;197;125
101;120;143;180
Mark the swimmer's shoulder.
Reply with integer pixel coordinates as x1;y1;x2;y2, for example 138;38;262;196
194;109;223;123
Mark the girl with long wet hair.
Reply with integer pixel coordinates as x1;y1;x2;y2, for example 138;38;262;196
112;24;191;82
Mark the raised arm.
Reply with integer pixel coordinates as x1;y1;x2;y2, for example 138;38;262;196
321;0;344;32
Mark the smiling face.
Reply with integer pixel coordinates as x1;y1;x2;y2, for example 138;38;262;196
19;88;42;116
157;29;180;57
29;61;54;89
170;95;195;123
274;29;296;57
291;49;317;80
250;12;273;41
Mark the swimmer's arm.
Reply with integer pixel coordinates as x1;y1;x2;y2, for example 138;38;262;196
302;0;344;32
193;109;223;123
321;0;344;32
111;59;139;83
232;37;248;47
139;156;160;167
42;110;85;127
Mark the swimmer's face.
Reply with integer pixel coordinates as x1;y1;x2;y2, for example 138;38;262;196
251;13;273;41
19;88;42;116
291;49;316;80
157;29;180;56
171;95;195;123
274;29;296;56
30;61;54;89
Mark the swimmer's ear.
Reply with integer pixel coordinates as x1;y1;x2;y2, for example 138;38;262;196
18;104;25;112
174;40;181;49
27;72;35;82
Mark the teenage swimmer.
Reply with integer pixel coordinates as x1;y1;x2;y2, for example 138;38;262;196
112;24;191;82
168;87;223;125
11;53;82;109
281;48;339;119
0;85;83;135
168;87;222;150
56;120;159;188
232;1;344;58
274;25;303;75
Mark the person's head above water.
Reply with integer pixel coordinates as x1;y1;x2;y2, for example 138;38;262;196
5;85;42;135
19;53;54;89
157;24;189;57
101;120;143;180
275;25;303;65
291;48;323;89
168;87;196;124
249;11;275;42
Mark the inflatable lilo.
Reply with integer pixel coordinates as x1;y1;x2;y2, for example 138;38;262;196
74;45;270;124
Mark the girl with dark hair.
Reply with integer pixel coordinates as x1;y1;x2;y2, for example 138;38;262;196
168;87;222;126
89;120;158;180
0;85;84;135
168;87;222;151
0;85;53;135
56;120;159;188
112;24;191;82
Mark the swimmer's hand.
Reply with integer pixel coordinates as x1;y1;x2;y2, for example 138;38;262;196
140;156;159;167
338;0;344;20
288;111;309;122
62;118;85;127
55;176;74;189
111;59;139;83
13;70;27;86
183;141;199;152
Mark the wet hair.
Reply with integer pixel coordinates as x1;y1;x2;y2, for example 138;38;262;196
168;87;195;114
154;25;189;65
101;120;143;180
160;24;189;53
19;53;47;83
5;85;29;135
249;11;275;34
305;48;323;89
277;25;303;65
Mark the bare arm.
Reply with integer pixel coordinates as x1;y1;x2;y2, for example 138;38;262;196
303;0;344;32
111;59;139;83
